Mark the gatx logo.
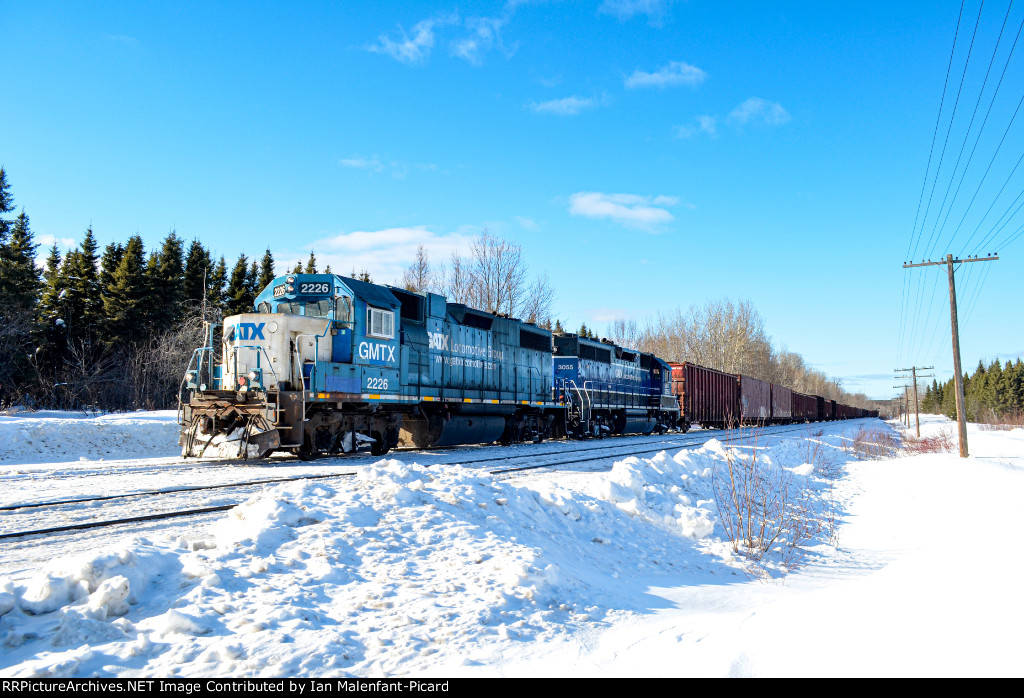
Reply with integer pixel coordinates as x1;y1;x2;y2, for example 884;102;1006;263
428;332;448;351
232;322;266;340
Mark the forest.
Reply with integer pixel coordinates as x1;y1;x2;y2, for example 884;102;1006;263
920;358;1024;423
1;167;879;413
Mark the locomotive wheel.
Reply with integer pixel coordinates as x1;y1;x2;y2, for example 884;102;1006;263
370;431;390;456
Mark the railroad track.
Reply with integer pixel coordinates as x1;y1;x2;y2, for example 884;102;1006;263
0;422;830;541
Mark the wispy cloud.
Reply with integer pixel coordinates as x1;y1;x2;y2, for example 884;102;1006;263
451;15;517;65
568;191;678;229
674;114;717;139
599;0;676;24
339;155;436;179
516;216;540;231
728;97;791;126
36;234;78;255
368;8;522;66
339;155;386;173
529;95;605;116
625;61;706;89
366;16;455;65
277;227;477;285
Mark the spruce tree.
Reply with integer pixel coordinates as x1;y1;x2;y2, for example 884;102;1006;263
247;259;260;302
103;235;148;347
225;254;252;316
292;260;303;274
305;251;318;274
0;211;43;310
207;256;228;315
258;248;276;289
182;239;212;308
59;227;103;340
149;230;185;328
0;168;13;244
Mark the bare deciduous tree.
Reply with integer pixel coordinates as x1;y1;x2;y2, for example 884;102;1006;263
607;297;869;408
401;244;434;293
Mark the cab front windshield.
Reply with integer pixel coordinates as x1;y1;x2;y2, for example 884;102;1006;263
264;297;353;325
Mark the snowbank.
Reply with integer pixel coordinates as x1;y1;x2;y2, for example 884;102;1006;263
0;411;180;464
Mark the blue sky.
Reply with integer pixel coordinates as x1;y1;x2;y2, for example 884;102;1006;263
3;1;1022;401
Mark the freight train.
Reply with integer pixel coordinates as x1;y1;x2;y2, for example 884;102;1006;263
178;273;874;459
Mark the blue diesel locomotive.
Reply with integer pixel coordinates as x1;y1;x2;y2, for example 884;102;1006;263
179;273;679;459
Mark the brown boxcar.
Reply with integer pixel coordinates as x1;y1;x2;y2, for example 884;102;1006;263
739;374;771;425
815;395;831;421
669;362;739;431
791;391;815;423
770;384;792;423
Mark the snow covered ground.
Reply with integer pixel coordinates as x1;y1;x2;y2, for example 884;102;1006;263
0;411;1021;677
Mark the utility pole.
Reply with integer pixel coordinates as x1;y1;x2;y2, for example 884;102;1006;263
903;254;999;458
893;386;910;428
895;366;934;438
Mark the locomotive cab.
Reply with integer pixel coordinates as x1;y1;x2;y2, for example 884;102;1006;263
180;274;403;459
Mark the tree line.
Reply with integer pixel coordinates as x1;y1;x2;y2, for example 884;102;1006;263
920;358;1024;423
605;299;875;409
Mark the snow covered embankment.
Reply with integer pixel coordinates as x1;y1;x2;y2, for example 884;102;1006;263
0;442;749;677
0;411;180;464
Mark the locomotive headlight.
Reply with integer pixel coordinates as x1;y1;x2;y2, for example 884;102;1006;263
248;371;258;381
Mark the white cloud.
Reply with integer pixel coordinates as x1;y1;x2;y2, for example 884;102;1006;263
728;97;791;126
568;191;678;229
339;155;385;173
36;234;78;253
339;155;436;178
516;216;540;231
625;61;706;89
276;227;476;285
674;114;717;138
451;15;516;65
368;10;520;66
529;95;603;116
367;17;453;65
599;0;675;24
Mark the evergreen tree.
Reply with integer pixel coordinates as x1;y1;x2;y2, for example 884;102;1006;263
99;242;125;296
207;256;228;315
0;168;13;246
258;248;276;289
182;239;212;308
247;259;260;303
225;254;253;316
0;167;12;220
0;211;43;310
148;230;185;328
292;260;303;274
103;235;148;347
59;227;102;340
304;251;318;275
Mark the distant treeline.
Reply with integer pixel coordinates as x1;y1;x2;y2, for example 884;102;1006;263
920;358;1024;423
